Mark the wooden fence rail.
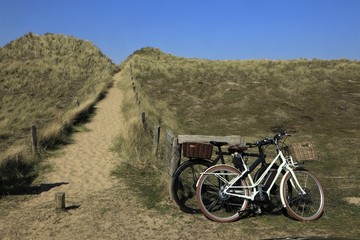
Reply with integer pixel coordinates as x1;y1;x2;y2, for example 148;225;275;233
178;135;245;145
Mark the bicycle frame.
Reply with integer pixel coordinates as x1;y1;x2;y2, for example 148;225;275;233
199;148;307;208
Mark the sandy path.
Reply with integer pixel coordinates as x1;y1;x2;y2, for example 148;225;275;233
0;72;134;240
24;72;124;207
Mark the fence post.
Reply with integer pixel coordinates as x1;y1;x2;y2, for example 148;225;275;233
167;130;181;200
166;129;174;171
170;136;181;176
55;192;66;212
166;129;180;176
135;92;139;103
152;125;161;155
141;112;147;130
31;125;38;154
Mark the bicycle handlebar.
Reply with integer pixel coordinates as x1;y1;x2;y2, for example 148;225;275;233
246;131;289;148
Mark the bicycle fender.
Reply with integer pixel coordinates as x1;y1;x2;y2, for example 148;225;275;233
279;171;292;208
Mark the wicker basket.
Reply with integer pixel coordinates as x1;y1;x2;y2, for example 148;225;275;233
287;142;316;161
182;142;213;159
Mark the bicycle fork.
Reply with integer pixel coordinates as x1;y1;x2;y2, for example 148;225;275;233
279;168;307;207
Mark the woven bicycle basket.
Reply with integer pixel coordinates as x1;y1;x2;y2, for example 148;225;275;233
182;142;213;159
287;142;316;161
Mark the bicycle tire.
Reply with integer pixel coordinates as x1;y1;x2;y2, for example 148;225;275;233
281;169;325;221
171;158;212;214
196;164;249;222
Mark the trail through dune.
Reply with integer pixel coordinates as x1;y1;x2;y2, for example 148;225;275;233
0;72;343;240
0;72;226;240
25;73;124;207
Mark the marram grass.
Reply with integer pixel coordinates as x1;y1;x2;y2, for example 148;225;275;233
115;47;360;237
0;32;118;191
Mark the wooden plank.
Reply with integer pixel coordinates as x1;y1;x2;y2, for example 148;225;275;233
178;135;246;146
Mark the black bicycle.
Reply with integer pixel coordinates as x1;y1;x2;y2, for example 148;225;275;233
171;141;257;214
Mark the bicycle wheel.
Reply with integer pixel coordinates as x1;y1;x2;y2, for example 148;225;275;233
171;158;212;214
281;169;325;221
196;164;249;222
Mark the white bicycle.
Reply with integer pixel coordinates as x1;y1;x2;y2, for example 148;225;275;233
196;131;325;222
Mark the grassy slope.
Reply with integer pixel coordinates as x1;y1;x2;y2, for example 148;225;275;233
0;32;118;187
123;47;360;237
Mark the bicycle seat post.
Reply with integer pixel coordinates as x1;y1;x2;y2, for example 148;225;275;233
217;145;223;154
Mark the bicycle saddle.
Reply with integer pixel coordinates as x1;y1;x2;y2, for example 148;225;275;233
209;141;228;147
228;144;248;153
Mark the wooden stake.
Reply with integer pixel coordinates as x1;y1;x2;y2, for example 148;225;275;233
141;112;147;130
30;125;38;154
152;125;161;155
55;192;66;212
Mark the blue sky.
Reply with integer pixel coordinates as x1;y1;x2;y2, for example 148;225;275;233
1;0;359;63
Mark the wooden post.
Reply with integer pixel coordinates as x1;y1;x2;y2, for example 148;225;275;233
152;125;161;155
166;129;181;200
166;129;180;176
170;136;181;176
31;125;38;154
141;112;147;130
170;136;181;200
55;192;66;212
166;129;174;170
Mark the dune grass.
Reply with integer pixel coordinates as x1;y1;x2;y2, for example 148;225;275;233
111;65;178;209
0;32;118;192
115;47;360;237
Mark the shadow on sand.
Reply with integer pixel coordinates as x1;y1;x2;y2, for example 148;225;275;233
1;182;69;196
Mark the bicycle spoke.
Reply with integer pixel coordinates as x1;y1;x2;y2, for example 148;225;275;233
190;165;201;183
171;159;212;214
